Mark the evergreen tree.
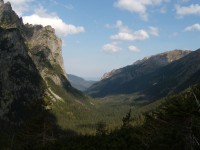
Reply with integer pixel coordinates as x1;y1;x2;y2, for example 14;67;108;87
122;109;132;128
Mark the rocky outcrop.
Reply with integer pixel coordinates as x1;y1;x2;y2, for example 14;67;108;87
0;0;23;28
23;24;70;93
0;0;68;87
0;0;80;122
24;24;65;75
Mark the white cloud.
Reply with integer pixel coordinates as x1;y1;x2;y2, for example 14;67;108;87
23;6;85;36
184;23;200;31
128;46;140;52
111;30;149;41
4;0;32;16
175;4;200;17
148;26;159;36
105;20;131;32
116;20;131;32
110;20;156;41
111;32;134;41
103;42;121;53
114;0;168;21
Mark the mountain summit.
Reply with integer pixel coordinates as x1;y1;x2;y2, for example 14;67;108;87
0;1;92;127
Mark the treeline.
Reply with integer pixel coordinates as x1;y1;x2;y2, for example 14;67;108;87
45;84;200;150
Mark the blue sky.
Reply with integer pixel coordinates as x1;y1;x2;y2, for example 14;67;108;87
5;0;200;80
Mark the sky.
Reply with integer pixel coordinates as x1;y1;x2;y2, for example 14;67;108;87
4;0;200;80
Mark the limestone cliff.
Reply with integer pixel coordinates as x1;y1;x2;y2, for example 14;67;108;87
0;0;23;28
24;24;65;75
0;0;83;122
23;24;72;100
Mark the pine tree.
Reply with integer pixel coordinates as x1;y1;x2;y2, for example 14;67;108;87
122;109;132;128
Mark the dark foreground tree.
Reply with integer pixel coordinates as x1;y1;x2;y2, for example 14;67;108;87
96;121;108;136
122;109;132;128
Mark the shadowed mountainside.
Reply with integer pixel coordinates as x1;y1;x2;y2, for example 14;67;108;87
87;49;199;101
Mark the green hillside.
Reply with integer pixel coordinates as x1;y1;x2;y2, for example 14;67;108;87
47;83;200;150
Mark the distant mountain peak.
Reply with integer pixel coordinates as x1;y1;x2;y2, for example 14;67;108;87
0;0;23;29
133;49;191;65
88;49;193;98
101;50;191;81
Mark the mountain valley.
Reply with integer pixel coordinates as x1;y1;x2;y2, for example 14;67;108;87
0;1;200;149
68;74;96;91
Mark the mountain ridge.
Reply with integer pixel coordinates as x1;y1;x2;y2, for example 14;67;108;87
87;49;194;99
101;49;191;80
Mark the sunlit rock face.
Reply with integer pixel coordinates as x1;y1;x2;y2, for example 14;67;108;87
0;0;73;122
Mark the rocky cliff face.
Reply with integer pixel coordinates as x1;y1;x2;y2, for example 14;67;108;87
0;0;82;123
24;24;65;75
0;0;23;28
0;0;67;84
23;24;71;96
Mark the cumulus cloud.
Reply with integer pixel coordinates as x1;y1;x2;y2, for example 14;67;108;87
105;20;131;32
103;42;121;53
4;0;32;16
23;6;85;36
148;26;159;36
128;46;140;52
175;4;200;17
184;23;200;31
111;30;149;41
115;20;132;32
114;0;168;21
110;20;152;41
